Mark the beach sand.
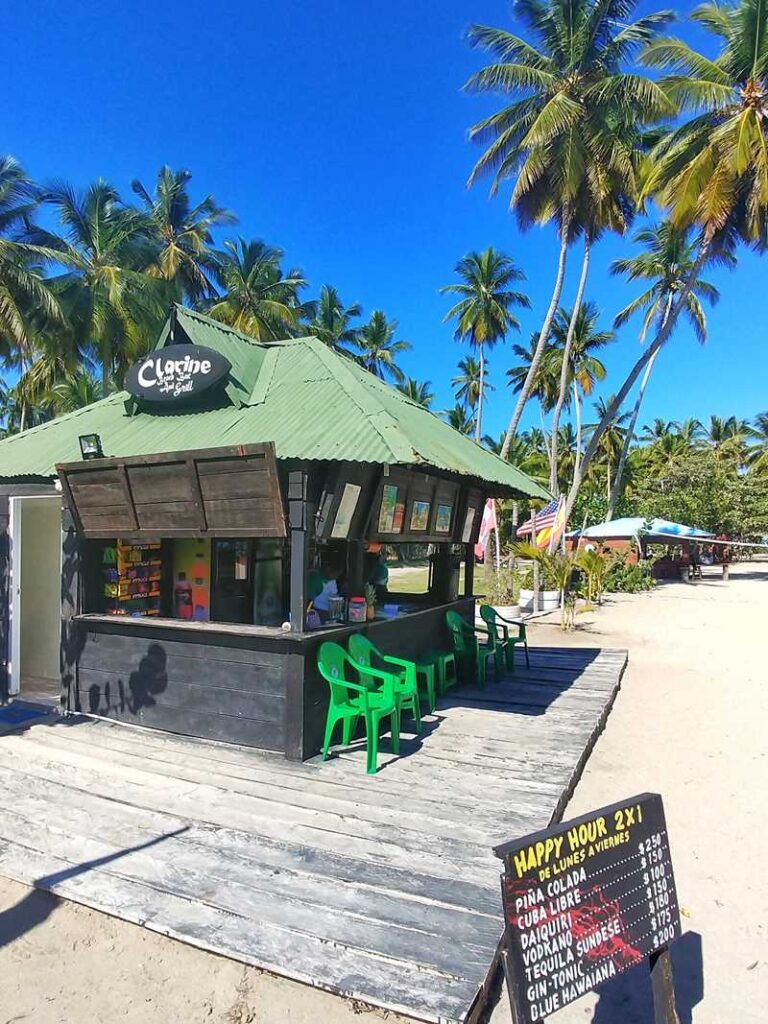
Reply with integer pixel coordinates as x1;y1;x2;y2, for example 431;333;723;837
1;563;765;1023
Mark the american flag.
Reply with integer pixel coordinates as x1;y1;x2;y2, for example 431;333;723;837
517;497;561;536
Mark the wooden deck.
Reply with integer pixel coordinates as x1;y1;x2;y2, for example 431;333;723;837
0;645;627;1023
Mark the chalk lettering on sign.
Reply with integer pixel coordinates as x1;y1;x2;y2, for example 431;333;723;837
495;793;681;1024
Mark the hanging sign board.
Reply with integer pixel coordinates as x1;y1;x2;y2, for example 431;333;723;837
495;793;680;1023
125;344;231;404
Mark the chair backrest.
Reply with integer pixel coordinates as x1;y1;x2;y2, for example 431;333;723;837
348;633;377;669
445;610;474;655
317;641;355;707
479;604;500;650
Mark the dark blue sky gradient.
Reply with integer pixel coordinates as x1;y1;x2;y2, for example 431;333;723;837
4;0;765;436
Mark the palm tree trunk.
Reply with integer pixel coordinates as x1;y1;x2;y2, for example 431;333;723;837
607;294;674;520
606;348;659;520
561;234;713;529
475;344;485;442
572;381;582;486
500;229;569;460
549;235;591;494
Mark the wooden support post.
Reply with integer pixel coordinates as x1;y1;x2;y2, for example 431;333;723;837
649;948;681;1024
464;543;475;598
60;506;82;713
288;471;309;633
500;947;526;1024
531;512;540;613
347;539;365;595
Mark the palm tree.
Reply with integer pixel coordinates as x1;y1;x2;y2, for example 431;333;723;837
451;356;488;424
673;417;704;445
547;302;613;491
0;157;65;426
357;311;411;383
32;180;163;393
747;412;768;474
587;396;631;500
702;414;750;465
641;418;675;444
441;248;529;440
464;0;673;458
507;335;562;413
208;238;308;341
131;166;235;303
606;221;725;517
444;403;474;436
397;377;434;408
567;0;768;525
306;284;362;353
51;368;104;413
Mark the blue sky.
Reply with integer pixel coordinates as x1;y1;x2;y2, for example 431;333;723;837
4;0;766;438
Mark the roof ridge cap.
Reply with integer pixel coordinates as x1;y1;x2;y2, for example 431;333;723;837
306;339;415;463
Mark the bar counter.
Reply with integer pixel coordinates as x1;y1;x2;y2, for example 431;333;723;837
71;597;474;760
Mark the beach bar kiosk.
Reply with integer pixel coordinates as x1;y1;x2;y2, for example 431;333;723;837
0;306;547;759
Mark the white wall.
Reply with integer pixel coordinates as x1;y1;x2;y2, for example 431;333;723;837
20;499;61;683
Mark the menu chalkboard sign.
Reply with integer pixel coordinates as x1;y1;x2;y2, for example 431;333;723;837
495;794;680;1023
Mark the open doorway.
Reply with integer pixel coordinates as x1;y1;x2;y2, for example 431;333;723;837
9;494;62;706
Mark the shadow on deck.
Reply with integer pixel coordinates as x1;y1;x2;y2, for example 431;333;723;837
0;643;627;1024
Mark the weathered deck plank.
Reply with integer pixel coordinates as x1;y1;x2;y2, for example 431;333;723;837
0;644;627;1023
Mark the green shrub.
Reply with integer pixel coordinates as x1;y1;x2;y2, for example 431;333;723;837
484;566;521;605
603;553;655;593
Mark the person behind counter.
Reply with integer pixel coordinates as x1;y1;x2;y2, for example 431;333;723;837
365;547;389;603
309;561;343;622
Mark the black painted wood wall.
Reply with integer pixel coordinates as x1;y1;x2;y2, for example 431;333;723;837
74;621;292;751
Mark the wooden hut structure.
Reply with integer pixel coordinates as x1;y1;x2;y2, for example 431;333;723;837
0;305;548;759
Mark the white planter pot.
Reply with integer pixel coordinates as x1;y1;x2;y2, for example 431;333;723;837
519;589;560;613
476;603;521;624
541;590;561;612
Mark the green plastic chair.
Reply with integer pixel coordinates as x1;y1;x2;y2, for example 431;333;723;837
480;605;530;671
347;634;424;728
445;609;496;688
419;649;457;697
317;641;400;775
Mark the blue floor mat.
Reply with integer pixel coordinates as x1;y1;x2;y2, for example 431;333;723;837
0;704;49;725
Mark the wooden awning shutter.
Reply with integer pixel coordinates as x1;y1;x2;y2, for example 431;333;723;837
56;443;285;539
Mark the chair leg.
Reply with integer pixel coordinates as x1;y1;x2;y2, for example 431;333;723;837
412;691;422;733
524;641;530;668
365;712;377;774
445;655;457;690
476;652;486;689
495;649;505;680
342;714;359;745
390;707;401;756
425;665;436;713
322;713;338;760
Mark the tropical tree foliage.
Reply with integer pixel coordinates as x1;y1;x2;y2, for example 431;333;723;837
441;247;528;440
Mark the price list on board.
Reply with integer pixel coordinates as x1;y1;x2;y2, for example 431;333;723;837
495;794;681;1023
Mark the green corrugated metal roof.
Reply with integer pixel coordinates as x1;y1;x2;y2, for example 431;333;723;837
0;305;549;499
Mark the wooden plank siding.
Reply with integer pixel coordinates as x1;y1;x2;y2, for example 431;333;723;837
56;443;286;539
0;644;627;1023
75;624;288;751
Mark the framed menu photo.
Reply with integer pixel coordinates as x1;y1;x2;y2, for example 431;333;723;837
330;482;361;539
435;503;453;534
462;505;477;543
409;500;431;531
377;484;399;533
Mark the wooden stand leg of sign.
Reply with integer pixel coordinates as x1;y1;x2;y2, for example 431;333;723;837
649;947;681;1024
501;947;526;1024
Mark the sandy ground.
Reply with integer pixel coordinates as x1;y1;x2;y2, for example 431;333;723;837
1;563;766;1023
